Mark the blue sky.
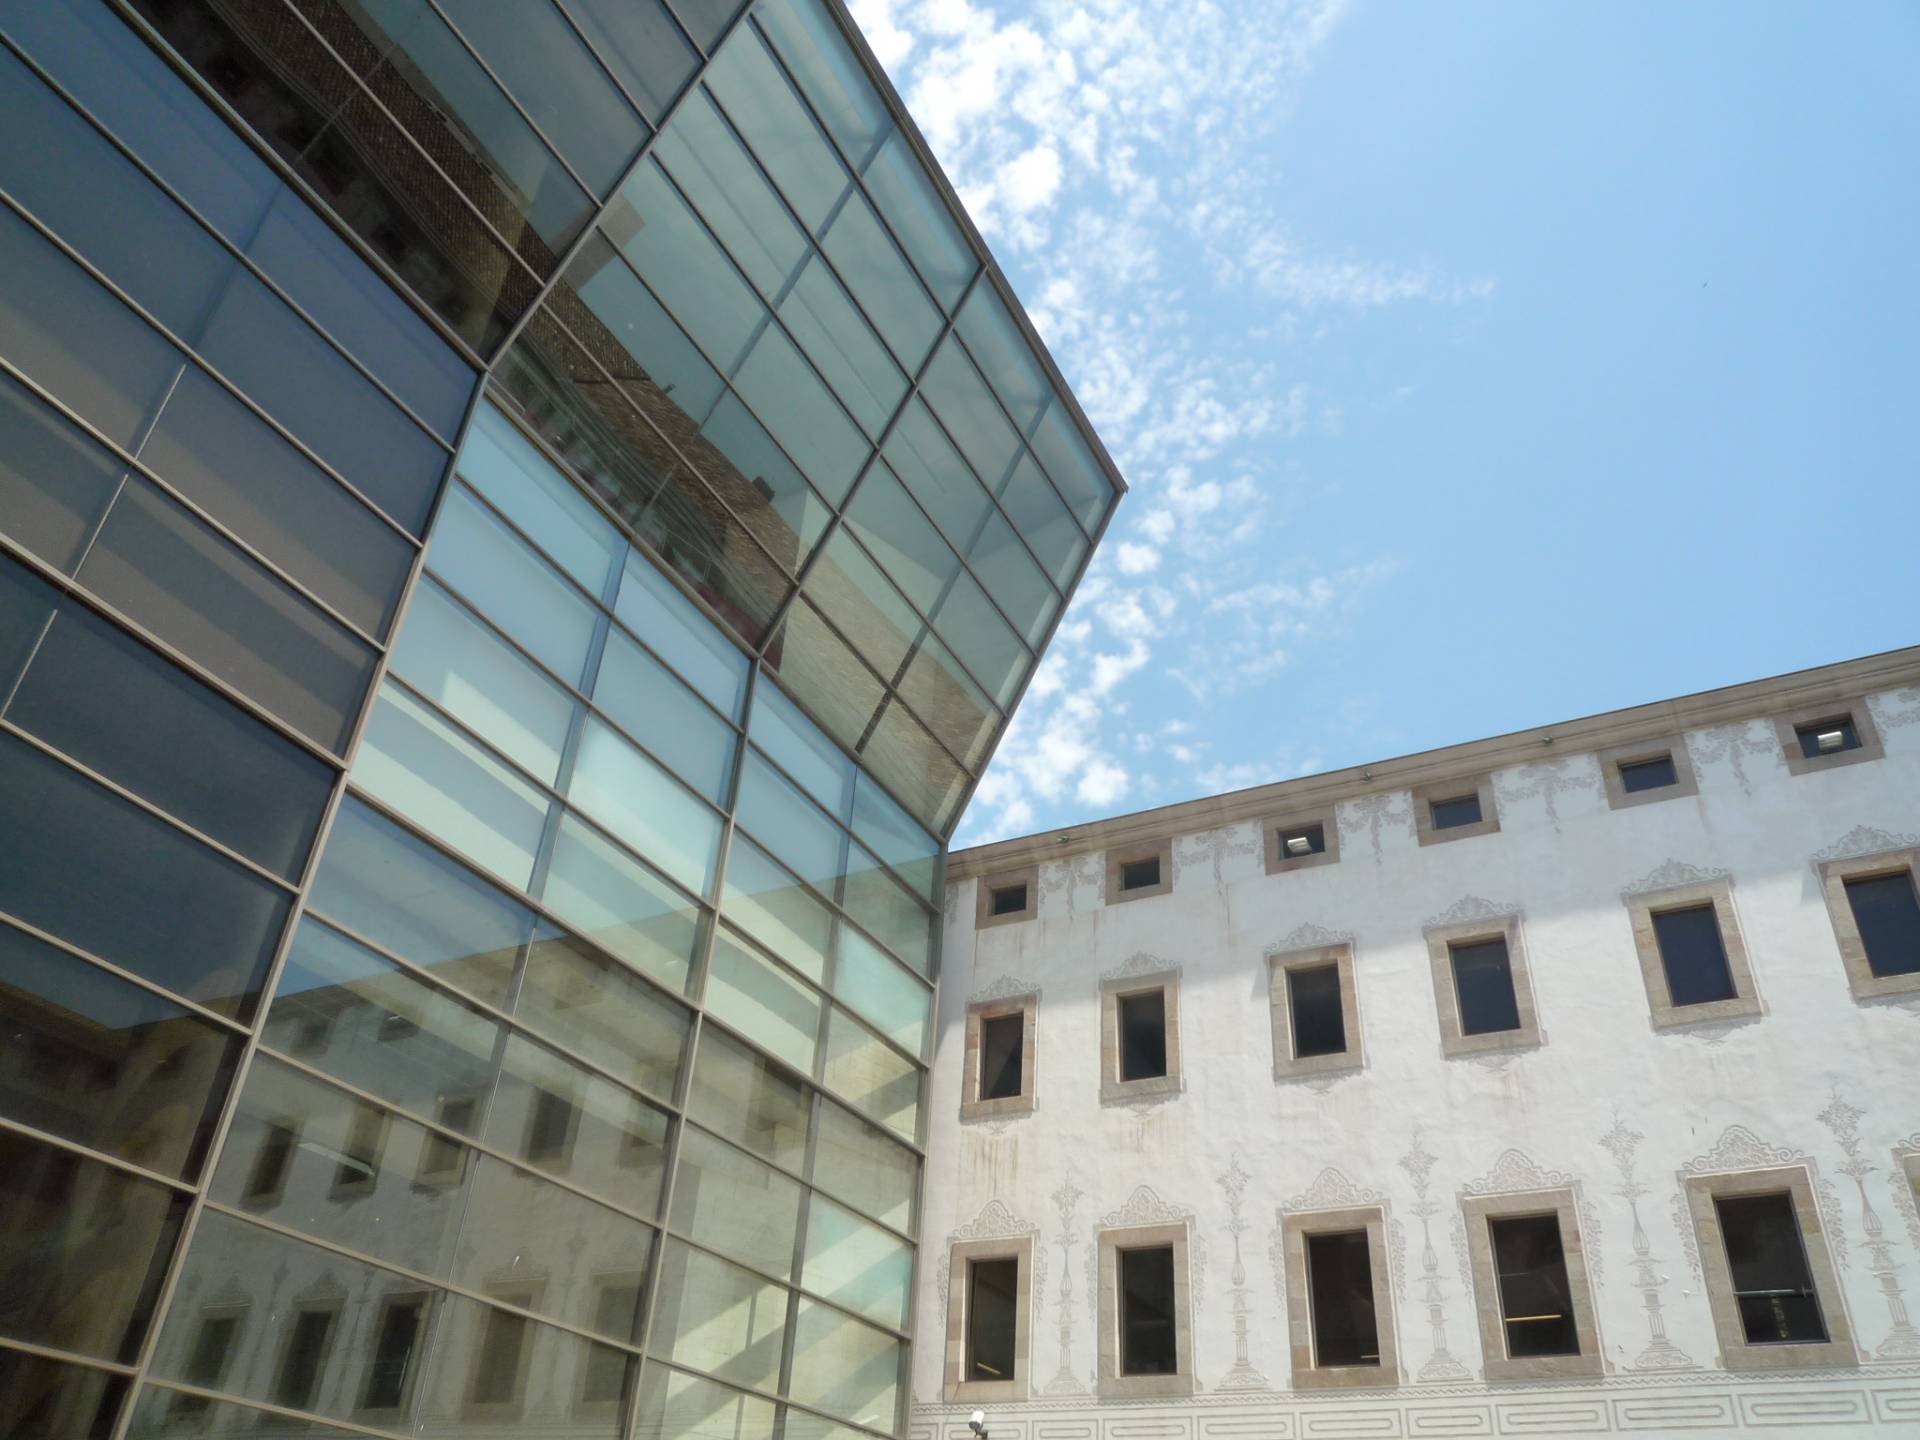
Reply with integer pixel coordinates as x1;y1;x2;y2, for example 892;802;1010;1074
849;0;1920;846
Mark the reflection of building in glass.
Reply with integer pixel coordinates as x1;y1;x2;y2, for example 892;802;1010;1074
0;2;1120;1436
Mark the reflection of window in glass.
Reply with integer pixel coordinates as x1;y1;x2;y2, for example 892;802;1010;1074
416;1096;476;1186
1117;991;1167;1081
1845;871;1920;978
1714;1193;1828;1344
246;1121;299;1202
1650;905;1738;1006
1449;939;1521;1036
471;1297;533;1406
978;1014;1024;1102
330;1106;387;1196
170;1310;244;1415
1287;965;1346;1059
1305;1232;1379;1367
1118;1246;1177;1375
290;1015;332;1056
1489;1215;1579;1358
967;1257;1018;1381
272;1306;338;1411
525;1088;578;1168
579;1283;642;1404
360;1293;429;1411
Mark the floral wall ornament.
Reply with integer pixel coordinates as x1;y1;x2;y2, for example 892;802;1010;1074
1175;823;1261;888
1041;1178;1086;1395
1869;686;1920;730
1213;1154;1270;1390
1496;755;1601;831
1397;1127;1471;1381
1810;823;1920;864
1619;858;1731;899
1598;1115;1693;1369
1423;894;1525;930
1688;718;1777;795
1344;789;1411;864
1819;1091;1920;1359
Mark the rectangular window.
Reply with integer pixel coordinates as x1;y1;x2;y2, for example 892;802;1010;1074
967;1257;1019;1381
1450;939;1521;1036
579;1283;642;1403
416;1098;475;1187
1120;858;1160;891
173;1311;242;1413
1105;840;1172;903
1715;1192;1827;1344
1777;701;1883;775
1119;1246;1178;1375
272;1307;338;1410
360;1295;428;1410
1265;809;1341;874
246;1122;299;1203
1619;754;1678;792
979;1014;1025;1101
1845;872;1920;978
1117;991;1167;1080
990;883;1028;916
1281;824;1326;857
1430;794;1482;830
1650;905;1738;1005
525;1088;579;1167
1305;1231;1380;1367
1795;717;1859;758
471;1302;532;1406
1627;880;1760;1025
975;865;1037;927
1489;1215;1579;1358
330;1107;386;1195
1287;964;1347;1059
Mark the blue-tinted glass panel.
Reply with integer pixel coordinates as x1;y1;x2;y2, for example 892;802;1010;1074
749;680;855;824
722;835;830;982
138;366;414;636
956;283;1050;435
8;600;333;879
842;849;932;976
0;205;179;451
612;548;750;719
0;555;58;698
541;813;704;992
933;569;1027;708
830;929;929;1075
883;400;990;545
592;627;736;802
459;402;621;598
570;717;724;897
696;390;834;569
0;732;289;1020
0;923;242;1180
922;336;1021;495
673;0;746;52
998;451;1086;588
77;479;376;753
351;681;550;890
1029;398;1113;531
778;255;904;437
844;462;961;615
968;506;1058;647
863;131;976;310
437;0;647;196
307;797;535;1009
703;25;851;235
0;371;125;574
610;165;764;374
427;483;599;687
755;0;889;166
569;234;727;420
820;189;939;373
560;0;699;122
731;319;870;507
737;751;848;893
653;88;809;299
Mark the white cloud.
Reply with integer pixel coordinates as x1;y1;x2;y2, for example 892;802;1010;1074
1115;541;1160;575
1076;758;1130;806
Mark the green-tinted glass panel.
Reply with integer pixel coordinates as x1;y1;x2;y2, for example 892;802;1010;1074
802;1195;911;1328
705;928;822;1073
788;1297;901;1430
823;1007;918;1141
833;928;928;1056
541;814;705;992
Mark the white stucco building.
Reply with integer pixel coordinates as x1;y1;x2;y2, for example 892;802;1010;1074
914;647;1920;1439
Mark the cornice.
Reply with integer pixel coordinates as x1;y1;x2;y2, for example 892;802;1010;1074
948;645;1920;880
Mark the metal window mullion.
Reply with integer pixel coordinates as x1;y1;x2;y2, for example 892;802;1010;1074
0;1114;197;1195
0;910;254;1038
102;370;489;1440
133;1379;408;1440
547;0;697;123
0;1335;142;1378
0;186;428;551
0;28;458;455
0;532;347;773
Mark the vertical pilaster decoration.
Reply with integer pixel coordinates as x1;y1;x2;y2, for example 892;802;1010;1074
1598;1116;1692;1369
1042;1179;1087;1394
1818;1092;1920;1359
1214;1154;1269;1390
1398;1127;1471;1380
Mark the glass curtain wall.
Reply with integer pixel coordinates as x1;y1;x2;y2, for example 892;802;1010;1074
0;0;1119;1436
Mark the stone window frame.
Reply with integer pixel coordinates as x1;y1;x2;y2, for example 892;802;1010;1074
960;993;1038;1122
1898;1148;1920;1210
1413;775;1501;846
1423;914;1542;1058
1460;1187;1603;1381
1264;807;1341;876
1281;1204;1400;1388
1818;847;1920;1001
944;1234;1036;1402
1774;698;1885;777
1682;1164;1859;1370
1624;878;1763;1027
1598;735;1700;811
1105;837;1174;905
1267;943;1364;1080
1099;970;1184;1104
1095;1219;1197;1398
975;865;1039;929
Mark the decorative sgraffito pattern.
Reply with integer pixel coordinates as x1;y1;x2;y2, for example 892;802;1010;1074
1869;685;1920;730
970;973;1043;1006
1214;1155;1270;1391
1268;922;1355;956
1399;1128;1473;1381
1618;858;1730;899
1174;823;1261;890
1688;717;1778;795
1496;755;1602;832
1675;1125;1849;1278
1342;790;1411;865
1462;1149;1604;1296
1811;823;1920;863
1597;1116;1693;1370
941;1199;1046;1331
1818;1091;1920;1359
1098;1184;1207;1311
1424;894;1524;930
1043;1179;1087;1395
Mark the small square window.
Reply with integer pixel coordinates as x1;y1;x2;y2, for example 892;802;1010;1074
975;865;1037;928
1414;777;1500;845
990;883;1028;916
1264;809;1341;874
1284;825;1325;857
1121;857;1161;891
1795;717;1858;759
1844;872;1920;979
1650;905;1738;1006
1450;939;1521;1036
1619;754;1678;793
979;1013;1025;1101
1105;840;1173;904
1118;992;1167;1080
1430;794;1482;831
1776;700;1883;776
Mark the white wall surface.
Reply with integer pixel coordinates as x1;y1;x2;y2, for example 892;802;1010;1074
914;686;1920;1438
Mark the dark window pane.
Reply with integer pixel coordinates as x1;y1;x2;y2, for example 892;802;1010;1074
471;1304;530;1404
674;0;746;51
1489;1214;1579;1358
0;731;289;1019
0;373;126;575
1846;871;1920;978
180;1311;243;1397
561;0;699;122
361;1295;428;1409
1118;1245;1177;1376
1306;1230;1379;1367
272;1306;338;1409
1279;824;1326;857
1430;793;1482;830
1715;1191;1828;1344
76;478;376;751
990;883;1027;916
1450;939;1521;1036
1619;754;1678;793
979;1013;1024;1101
0;1129;188;1362
0;204;180;451
687;1028;809;1173
1120;856;1160;891
1287;964;1346;1059
0;554;59;700
1117;990;1167;1081
436;0;646;196
244;1121;298;1203
1796;716;1860;758
0;924;242;1181
8;600;334;878
307;797;537;1009
580;1284;641;1401
0;1347;128;1439
967;1256;1018;1381
1651;905;1737;1006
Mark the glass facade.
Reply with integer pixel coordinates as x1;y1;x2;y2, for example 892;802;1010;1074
0;1;1118;1437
